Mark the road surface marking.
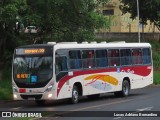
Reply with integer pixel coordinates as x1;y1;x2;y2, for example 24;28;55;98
11;107;23;110
113;117;122;120
137;106;153;111
70;99;134;111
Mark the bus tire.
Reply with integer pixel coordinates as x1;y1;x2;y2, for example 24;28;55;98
35;100;45;106
121;80;130;97
114;80;130;97
70;86;79;104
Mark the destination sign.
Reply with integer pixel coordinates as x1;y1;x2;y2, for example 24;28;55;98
15;46;53;55
17;74;30;79
24;48;45;54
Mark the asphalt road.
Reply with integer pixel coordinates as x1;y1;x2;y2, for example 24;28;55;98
0;86;160;120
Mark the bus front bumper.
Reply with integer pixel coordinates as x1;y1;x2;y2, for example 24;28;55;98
13;91;56;100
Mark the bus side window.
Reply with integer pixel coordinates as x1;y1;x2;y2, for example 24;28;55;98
142;48;151;64
132;49;142;65
69;50;82;69
108;49;120;67
82;50;95;68
120;49;131;66
95;49;108;67
55;56;68;74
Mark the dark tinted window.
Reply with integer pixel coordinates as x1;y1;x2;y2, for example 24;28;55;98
132;49;142;65
55;56;68;74
108;49;120;66
120;49;131;66
95;50;108;67
69;50;82;69
13;56;53;88
142;48;151;64
82;50;95;68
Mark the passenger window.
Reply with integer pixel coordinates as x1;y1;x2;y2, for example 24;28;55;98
82;50;95;68
142;48;151;64
69;50;82;69
95;50;108;67
108;49;120;66
55;56;68;74
132;49;142;65
120;49;131;66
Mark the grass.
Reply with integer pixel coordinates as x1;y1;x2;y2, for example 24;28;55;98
153;71;160;85
0;80;12;100
0;68;12;100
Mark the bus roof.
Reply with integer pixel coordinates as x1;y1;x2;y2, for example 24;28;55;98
15;42;151;50
51;42;151;50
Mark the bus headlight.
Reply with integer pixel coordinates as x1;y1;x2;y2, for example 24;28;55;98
13;94;17;99
48;93;53;98
45;85;53;92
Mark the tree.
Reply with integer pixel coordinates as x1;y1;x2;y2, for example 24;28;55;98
26;0;110;42
0;0;110;65
0;0;28;65
120;0;160;30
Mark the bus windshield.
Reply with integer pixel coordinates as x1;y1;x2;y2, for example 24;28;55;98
13;56;53;88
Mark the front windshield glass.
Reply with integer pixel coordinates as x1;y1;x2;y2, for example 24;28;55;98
13;56;53;88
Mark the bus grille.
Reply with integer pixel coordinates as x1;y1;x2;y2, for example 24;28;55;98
20;94;42;100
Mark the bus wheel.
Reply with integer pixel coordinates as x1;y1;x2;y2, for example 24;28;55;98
114;80;130;97
121;80;130;97
71;86;79;104
35;100;45;106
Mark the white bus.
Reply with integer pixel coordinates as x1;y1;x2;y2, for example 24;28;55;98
12;42;153;105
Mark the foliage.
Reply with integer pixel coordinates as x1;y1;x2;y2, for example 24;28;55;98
0;0;28;65
120;0;160;30
153;71;160;85
0;68;12;100
0;80;12;100
26;0;110;42
0;0;110;65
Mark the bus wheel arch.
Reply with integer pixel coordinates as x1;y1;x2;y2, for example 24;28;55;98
70;82;83;104
114;77;130;97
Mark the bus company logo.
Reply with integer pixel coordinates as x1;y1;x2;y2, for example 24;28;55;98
2;112;11;117
84;74;118;86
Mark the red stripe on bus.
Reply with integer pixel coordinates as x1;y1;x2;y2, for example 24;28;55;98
57;65;152;97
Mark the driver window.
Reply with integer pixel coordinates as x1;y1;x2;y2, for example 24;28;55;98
55;56;68;74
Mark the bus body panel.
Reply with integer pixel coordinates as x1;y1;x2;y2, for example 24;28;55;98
12;42;153;102
56;75;84;99
56;65;153;99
